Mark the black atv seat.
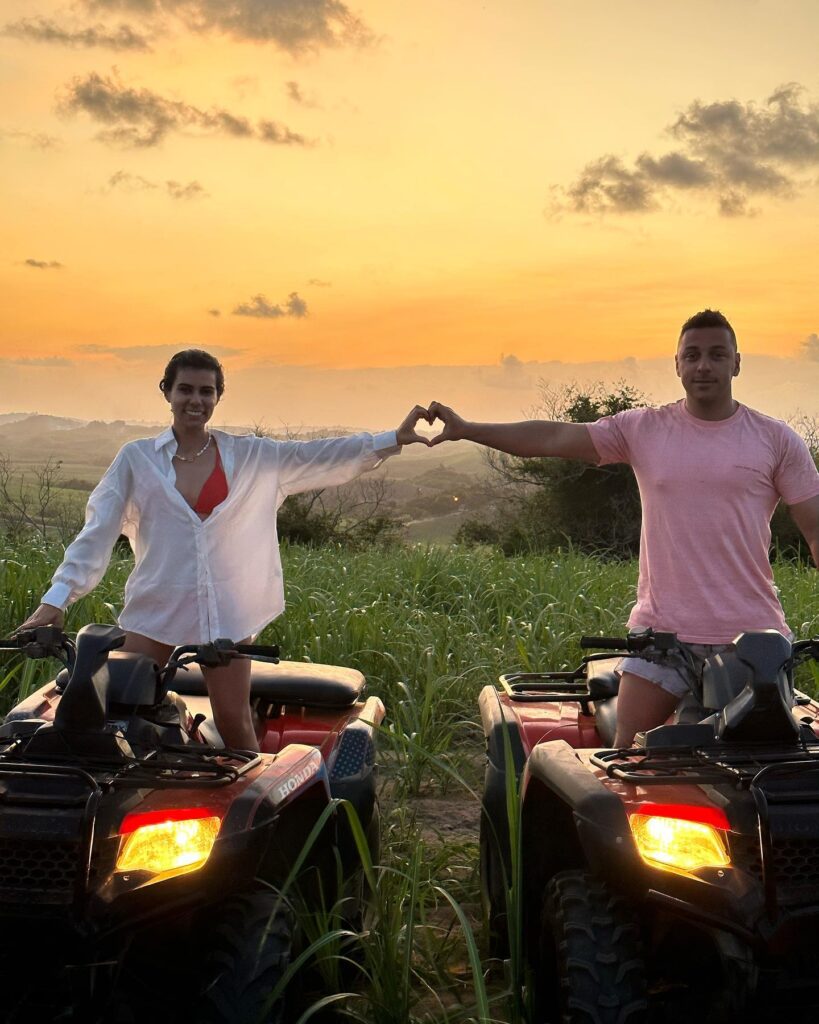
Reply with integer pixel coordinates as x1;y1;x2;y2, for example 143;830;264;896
172;660;366;708
587;658;621;747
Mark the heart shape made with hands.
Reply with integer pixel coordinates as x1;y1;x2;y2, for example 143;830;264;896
398;405;444;446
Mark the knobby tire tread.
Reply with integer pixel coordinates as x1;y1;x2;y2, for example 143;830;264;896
198;891;293;1024
540;869;647;1024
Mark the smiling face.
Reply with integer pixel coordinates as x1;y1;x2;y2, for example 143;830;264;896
165;367;220;432
675;326;740;414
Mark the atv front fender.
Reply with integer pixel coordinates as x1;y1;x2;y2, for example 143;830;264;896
520;740;647;930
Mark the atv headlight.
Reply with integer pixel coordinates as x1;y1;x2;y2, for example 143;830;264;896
629;802;730;876
116;808;221;881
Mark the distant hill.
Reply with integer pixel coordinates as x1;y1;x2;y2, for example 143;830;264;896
0;414;487;484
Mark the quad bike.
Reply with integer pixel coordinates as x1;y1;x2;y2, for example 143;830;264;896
0;623;383;1023
480;626;819;1022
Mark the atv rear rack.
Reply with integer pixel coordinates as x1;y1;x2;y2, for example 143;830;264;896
500;671;589;702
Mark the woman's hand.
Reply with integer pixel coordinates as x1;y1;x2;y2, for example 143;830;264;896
15;603;64;635
396;405;433;446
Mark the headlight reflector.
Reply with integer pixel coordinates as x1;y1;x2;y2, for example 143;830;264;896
629;802;730;875
117;808;221;880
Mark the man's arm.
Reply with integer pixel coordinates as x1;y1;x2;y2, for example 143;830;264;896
788;494;819;567
427;401;599;462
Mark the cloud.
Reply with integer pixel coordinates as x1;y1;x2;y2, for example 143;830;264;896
79;342;241;360
800;334;819;361
165;178;207;199
82;0;373;54
556;83;819;218
232;291;308;319
0;356;73;367
207;308;221;317
0;128;61;149
308;277;331;287
60;70;308;148
286;80;320;108
5;17;151;50
105;169;208;199
24;258;63;269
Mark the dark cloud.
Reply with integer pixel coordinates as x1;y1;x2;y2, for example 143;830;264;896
24;258;63;269
5;17;150;50
60;70;308;148
165;179;207;199
286;80;319;108
79;342;241;360
557;83;819;218
232;292;308;319
207;308;221;317
105;169;208;199
800;334;819;361
82;0;373;54
308;277;331;287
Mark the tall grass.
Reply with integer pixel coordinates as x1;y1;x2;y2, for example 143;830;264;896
2;536;818;1022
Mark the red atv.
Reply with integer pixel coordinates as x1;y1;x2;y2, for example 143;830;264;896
480;627;819;1023
0;623;383;1023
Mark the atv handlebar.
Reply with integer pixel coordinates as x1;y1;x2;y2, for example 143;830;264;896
168;639;280;671
580;629;679;653
0;626;75;665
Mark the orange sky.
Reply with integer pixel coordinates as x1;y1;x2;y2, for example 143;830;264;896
2;0;819;422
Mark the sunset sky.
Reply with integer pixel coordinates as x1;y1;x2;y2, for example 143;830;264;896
2;0;819;425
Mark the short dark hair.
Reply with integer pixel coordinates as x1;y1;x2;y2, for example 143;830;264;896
679;309;737;349
159;349;225;397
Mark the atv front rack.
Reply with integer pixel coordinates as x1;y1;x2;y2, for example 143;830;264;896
591;743;819;785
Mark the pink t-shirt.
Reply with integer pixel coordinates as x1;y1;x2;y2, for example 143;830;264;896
587;401;819;643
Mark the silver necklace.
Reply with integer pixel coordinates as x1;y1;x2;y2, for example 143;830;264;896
174;433;212;462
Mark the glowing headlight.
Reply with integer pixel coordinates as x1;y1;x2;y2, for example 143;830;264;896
116;808;221;881
629;802;730;876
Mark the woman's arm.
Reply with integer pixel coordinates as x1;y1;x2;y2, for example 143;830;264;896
16;447;133;630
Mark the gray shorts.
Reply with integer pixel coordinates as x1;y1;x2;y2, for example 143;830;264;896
617;641;734;698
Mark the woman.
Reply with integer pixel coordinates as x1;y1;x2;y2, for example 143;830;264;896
18;349;430;751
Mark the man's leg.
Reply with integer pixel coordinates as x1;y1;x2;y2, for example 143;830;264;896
612;671;681;749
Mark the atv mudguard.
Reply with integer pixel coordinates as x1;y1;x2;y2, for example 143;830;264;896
519;740;646;941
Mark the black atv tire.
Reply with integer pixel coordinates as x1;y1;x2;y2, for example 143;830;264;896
479;806;509;959
198;890;293;1024
537;869;647;1024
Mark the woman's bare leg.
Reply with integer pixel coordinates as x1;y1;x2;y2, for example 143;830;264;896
202;642;258;752
122;632;258;752
122;631;174;664
612;672;681;749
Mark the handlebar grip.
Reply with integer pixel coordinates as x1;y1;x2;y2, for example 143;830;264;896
235;643;280;660
579;636;626;650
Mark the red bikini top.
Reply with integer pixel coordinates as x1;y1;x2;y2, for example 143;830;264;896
193;444;229;515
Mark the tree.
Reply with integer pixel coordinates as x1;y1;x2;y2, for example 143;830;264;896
457;381;645;557
0;453;85;544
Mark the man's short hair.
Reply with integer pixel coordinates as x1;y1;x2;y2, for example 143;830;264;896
679;309;737;349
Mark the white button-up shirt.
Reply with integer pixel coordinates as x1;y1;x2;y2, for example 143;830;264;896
42;427;399;644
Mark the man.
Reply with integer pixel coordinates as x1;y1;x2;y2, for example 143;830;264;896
429;310;819;746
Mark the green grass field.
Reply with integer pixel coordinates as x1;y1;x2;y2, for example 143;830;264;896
2;538;818;1021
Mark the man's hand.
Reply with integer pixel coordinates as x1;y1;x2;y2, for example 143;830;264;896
14;603;64;636
427;402;468;446
396;405;434;446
